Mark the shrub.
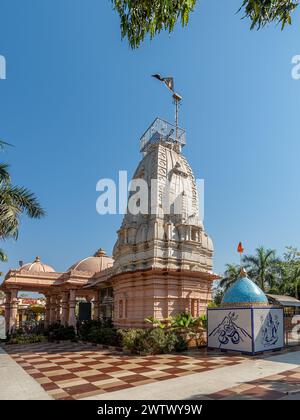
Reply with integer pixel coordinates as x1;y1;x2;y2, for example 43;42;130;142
7;333;47;345
77;319;120;346
173;333;188;352
144;312;207;348
47;324;76;341
119;328;184;355
118;328;145;353
78;320;103;341
87;326;121;347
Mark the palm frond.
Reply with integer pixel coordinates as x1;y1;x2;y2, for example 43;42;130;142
0;248;8;262
0;140;12;150
0;163;11;184
0;185;45;218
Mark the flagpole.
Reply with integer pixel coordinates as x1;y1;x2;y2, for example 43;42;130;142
174;95;179;142
151;74;182;144
237;242;244;271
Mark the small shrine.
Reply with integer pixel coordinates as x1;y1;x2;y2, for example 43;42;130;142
207;268;284;354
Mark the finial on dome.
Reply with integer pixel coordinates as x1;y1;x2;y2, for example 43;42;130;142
239;267;247;277
94;248;106;257
34;256;41;263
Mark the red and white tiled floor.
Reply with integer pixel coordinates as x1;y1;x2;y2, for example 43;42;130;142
206;367;300;400
3;342;248;400
2;342;300;400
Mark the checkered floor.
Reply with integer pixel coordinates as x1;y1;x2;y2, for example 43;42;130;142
3;342;248;400
206;366;300;400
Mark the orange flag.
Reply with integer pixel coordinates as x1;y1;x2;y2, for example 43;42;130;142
237;242;244;254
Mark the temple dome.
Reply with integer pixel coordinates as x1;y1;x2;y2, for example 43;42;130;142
222;269;268;306
69;248;113;273
20;256;55;273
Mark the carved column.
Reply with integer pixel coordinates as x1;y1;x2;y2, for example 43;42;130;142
93;291;100;321
4;292;11;334
68;290;76;328
61;292;69;326
44;295;51;328
50;295;57;324
9;289;18;332
55;295;61;322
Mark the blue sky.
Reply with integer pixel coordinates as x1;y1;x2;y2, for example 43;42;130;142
0;1;300;282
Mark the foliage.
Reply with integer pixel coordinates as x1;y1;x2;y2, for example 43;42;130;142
119;327;184;354
144;312;206;351
6;330;47;345
210;288;224;307
276;246;300;299
46;323;76;341
243;246;280;292
217;245;300;300
86;326;121;346
111;0;196;49
119;328;145;353
77;319;113;340
0;140;45;261
78;320;101;341
220;264;240;291
145;312;206;330
240;0;299;30
78;320;121;346
111;0;299;48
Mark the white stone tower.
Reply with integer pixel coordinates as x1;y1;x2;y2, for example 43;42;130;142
111;118;218;328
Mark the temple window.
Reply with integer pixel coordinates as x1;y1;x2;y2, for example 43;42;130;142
191;299;198;317
191;228;197;241
119;300;123;318
118;299;127;319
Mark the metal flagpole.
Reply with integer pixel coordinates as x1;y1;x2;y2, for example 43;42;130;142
173;92;182;143
151;74;182;144
174;95;179;142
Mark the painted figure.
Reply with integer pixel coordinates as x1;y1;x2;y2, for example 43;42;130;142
261;312;279;347
209;312;252;348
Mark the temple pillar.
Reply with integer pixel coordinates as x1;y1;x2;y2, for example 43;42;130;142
44;295;51;328
61;292;69;326
4;292;11;334
93;291;100;320
50;295;57;324
9;289;18;332
68;290;76;328
55;295;61;322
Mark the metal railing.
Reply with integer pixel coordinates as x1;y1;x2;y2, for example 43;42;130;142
140;117;186;153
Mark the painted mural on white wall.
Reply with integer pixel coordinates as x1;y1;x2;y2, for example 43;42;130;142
253;308;284;353
208;307;284;354
207;309;253;353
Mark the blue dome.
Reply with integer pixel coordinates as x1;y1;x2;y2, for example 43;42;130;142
222;276;268;305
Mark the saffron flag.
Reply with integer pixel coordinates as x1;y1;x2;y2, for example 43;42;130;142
237;242;244;253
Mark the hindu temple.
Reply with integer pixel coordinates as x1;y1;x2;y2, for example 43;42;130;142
1;117;219;333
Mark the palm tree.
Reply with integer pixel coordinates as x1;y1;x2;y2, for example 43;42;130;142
0;141;45;261
278;265;300;299
220;263;240;291
242;246;280;292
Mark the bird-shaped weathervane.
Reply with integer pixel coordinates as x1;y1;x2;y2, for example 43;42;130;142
152;74;182;141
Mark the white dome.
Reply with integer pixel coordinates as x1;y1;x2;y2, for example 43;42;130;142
20;256;55;273
69;248;113;273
